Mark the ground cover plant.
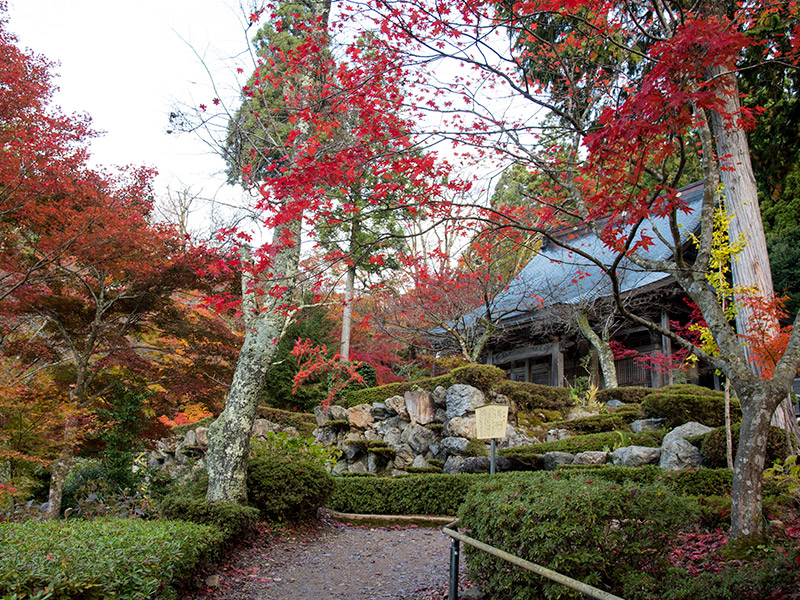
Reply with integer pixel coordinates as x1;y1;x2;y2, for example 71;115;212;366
0;517;223;600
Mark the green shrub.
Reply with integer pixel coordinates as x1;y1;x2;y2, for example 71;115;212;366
321;419;350;431
499;429;665;457
611;403;644;421
328;473;489;515
406;466;442;474
596;386;652;405
497;448;543;470
700;423;788;468
0;517;222;599
495;381;573;412
459;472;696;599
250;431;341;469
641;384;740;427
256;407;317;438
466;438;489;457
247;455;333;521
159;497;259;541
564;413;626;433
427;459;445;468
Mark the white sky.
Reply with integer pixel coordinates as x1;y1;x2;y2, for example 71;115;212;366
6;0;255;232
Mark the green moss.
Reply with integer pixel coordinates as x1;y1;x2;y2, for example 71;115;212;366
321;419;350;431
700;423;788;468
343;439;370;452
642;384;740;427
367;440;389;449
368;446;396;460
466;438;489;457
406;466;442;474
427;459;445;468
564;414;626;433
424;423;444;432
596;386;652;405
256;406;317;438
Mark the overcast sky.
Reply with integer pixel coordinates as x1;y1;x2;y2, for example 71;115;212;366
6;0;255;229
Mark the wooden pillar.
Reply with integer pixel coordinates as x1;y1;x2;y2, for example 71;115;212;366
551;340;564;387
660;309;673;387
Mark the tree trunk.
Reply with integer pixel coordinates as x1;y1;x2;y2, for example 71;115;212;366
725;378;734;469
205;312;285;502
576;311;618;388
730;393;775;539
340;264;355;360
45;444;73;520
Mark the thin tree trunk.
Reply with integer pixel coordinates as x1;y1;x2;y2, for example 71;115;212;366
725;378;733;469
576;311;618;388
340;264;355;360
45;443;73;520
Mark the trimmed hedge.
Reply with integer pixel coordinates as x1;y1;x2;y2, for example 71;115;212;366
0;517;223;599
256;406;317;438
596;386;652;405
247;455;334;521
642;384;741;427
327;473;490;515
342;364;572;412
160;497;259;541
700;423;788;468
459;472;694;599
564;413;626;433
342;364;507;407
499;429;666;457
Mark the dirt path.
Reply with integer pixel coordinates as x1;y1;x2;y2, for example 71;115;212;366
184;518;469;600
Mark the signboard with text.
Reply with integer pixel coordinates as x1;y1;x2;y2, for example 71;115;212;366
475;404;509;440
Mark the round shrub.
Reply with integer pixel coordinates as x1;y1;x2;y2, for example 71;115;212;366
466;438;489;457
641;384;740;427
247;455;333;521
700;423;788;468
160;497;259;541
458;472;696;600
596;386;651;405
564;413;625;433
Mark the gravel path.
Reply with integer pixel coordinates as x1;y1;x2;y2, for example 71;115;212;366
183;518;467;600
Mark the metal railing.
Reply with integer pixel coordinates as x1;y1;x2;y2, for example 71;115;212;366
442;520;625;600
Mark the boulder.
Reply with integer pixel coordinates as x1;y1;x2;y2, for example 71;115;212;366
435;408;447;423
385;395;410;421
374;416;408;436
546;428;572;442
610;445;661;467
663;422;714;445
496;425;537;449
660;421;714;471
542;451;575;470
565;410;593;421
440;436;469;456
313;404;347;427
402;423;438;454
347;404;375;430
444;416;476;438
332;459;349;476
457;456;514;474
349;458;368;473
251;419;280;438
183;429;198;448
631;418;665;433
313;427;338;446
383;427;403;448
195;427;208;447
433;386;448;407
445;384;485;420
372;403;389;420
411;454;429;469
604;399;626;410
573;451;608;465
443;455;465;474
393;444;415;469
405;390;437;425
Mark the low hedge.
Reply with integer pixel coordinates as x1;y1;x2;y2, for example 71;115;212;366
160;497;259;541
495;380;573;412
0;517;223;599
327;473;490;515
499;429;666;457
700;423;788;468
459;471;694;599
564;413;626;433
596;386;652;405
642;384;741;427
343;364;507;407
247;455;334;521
256;407;317;438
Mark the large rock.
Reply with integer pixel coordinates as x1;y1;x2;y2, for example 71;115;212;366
411;455;429;469
314;404;347;426
383;427;403;448
195;427;208;447
631;418;665;433
547;429;572;442
385;395;410;420
445;385;485;420
372;403;389;420
663;422;714;445
604;399;626;410
347;404;375;429
610;445;661;467
433;386;448;407
457;456;513;474
251;418;280;438
445;416;476;438
405;390;437;425
497;425;537;449
443;455;465;474
313;427;338;446
542;451;575;470
403;424;438;454
660;421;714;471
332;459;349;476
440;436;469;456
183;429;198;448
374;416;408;436
349;458;368;473
573;451;608;465
393;444;415;469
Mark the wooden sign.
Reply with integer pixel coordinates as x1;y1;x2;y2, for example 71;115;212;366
475;404;508;440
